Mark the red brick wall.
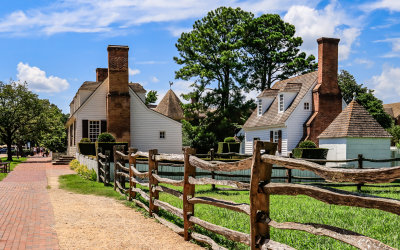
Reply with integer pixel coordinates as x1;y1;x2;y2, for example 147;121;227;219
96;68;108;82
304;38;342;146
106;46;130;144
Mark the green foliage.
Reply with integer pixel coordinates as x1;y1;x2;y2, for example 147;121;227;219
78;143;96;155
243;14;317;90
338;70;393;129
298;140;317;149
217;142;240;153
293;148;328;160
97;133;116;142
388;125;400;145
80;138;91;143
224;137;236;143
39;103;68;153
145;90;158;105
174;8;315;149
396;142;400;149
69;159;96;181
182;120;217;153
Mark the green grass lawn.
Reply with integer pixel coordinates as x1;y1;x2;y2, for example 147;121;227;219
58;174;400;249
0;157;27;181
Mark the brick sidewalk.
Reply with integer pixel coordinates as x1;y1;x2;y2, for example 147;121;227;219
0;157;59;250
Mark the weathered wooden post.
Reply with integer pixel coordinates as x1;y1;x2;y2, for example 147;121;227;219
97;147;103;183
357;154;364;192
250;141;277;250
210;148;216;190
128;148;137;201
183;147;196;241
148;149;159;216
105;150;111;186
113;146;118;191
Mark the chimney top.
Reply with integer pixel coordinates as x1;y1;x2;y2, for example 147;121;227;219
107;45;129;51
96;68;108;82
317;37;340;44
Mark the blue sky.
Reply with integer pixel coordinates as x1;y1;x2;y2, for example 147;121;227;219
1;0;400;113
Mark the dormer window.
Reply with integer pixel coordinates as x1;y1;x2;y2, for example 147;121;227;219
304;102;310;110
258;99;262;116
279;94;284;112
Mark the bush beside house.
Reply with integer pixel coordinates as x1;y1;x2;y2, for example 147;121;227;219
217;137;240;154
293;140;328;160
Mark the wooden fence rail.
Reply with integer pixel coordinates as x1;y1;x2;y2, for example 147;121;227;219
97;149;111;186
109;143;400;250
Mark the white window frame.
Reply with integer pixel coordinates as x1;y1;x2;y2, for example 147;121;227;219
279;94;284;112
273;131;279;143
159;131;166;139
304;102;310;110
89;120;100;142
257;99;262;116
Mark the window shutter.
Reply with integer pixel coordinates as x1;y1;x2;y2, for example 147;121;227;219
82;120;88;139
270;131;273;142
278;130;282;154
101;120;107;133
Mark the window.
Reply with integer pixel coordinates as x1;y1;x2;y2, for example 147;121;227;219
89;120;100;142
304;102;310;110
160;131;166;139
279;94;284;112
273;131;279;143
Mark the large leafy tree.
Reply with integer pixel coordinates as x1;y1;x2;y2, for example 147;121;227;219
0;81;45;160
244;14;317;91
338;70;392;129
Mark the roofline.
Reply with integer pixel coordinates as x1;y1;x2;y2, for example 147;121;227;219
318;135;392;139
243;124;286;130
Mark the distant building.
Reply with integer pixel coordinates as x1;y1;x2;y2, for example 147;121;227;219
65;45;182;155
383;102;400;125
319;99;392;167
243;37;346;155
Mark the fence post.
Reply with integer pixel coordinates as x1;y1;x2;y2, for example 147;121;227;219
148;149;159;216
183;147;196;241
357;154;364;192
210;148;216;190
113;146;118;191
250;141;277;250
286;153;292;183
97;147;103;183
105;150;111;186
128;148;137;201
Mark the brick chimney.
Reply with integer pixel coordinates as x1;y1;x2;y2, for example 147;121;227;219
96;68;108;82
106;45;130;144
304;37;342;146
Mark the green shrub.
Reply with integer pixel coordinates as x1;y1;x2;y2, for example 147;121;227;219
224;137;236;143
217;142;240;153
298;140;317;149
97;133;116;142
397;142;400;149
80;138;91;143
78;143;96;155
293;148;328;160
69;159;80;170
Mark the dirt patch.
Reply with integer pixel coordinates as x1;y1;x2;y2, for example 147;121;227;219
47;168;202;250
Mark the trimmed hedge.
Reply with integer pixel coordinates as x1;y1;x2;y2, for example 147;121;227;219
293;148;329;160
96;142;128;162
78;143;96;156
224;137;236;143
217;142;240;154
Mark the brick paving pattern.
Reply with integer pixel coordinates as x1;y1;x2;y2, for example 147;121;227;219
0;157;59;250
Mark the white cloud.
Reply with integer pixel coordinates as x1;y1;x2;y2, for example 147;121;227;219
283;2;362;60
151;76;159;83
362;0;400;12
374;38;400;58
17;62;69;93
0;0;317;36
371;66;400;102
166;26;192;37
354;58;374;68
129;68;140;76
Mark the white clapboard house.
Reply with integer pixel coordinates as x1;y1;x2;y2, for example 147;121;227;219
243;37;347;155
65;45;183;155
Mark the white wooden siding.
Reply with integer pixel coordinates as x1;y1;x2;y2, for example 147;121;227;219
285;85;315;153
244;128;287;155
130;90;182;154
319;138;347;167
75;82;107;144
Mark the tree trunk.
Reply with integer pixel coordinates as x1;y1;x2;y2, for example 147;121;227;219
6;141;12;161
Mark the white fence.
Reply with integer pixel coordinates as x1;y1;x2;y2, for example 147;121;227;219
75;153;99;181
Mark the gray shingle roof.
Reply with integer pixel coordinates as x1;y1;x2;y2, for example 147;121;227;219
318;100;391;138
154;89;184;121
244;71;318;129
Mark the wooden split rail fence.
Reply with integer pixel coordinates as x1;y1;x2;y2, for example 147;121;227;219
109;142;400;250
97;148;111;186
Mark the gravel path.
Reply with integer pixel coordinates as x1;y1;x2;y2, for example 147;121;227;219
47;165;202;250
